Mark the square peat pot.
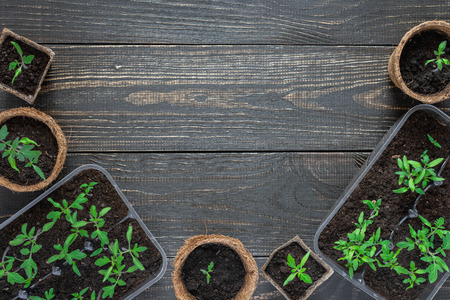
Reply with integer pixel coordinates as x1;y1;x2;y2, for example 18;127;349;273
261;236;333;300
0;28;55;104
0;164;167;300
314;104;450;300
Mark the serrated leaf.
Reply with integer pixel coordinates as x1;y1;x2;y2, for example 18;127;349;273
22;55;34;64
7;272;25;284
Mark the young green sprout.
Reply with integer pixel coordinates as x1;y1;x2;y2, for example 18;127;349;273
0;125;45;180
9;41;34;84
283;252;312;286
71;287;96;300
29;288;55;300
200;261;214;284
427;134;442;149
425;40;449;71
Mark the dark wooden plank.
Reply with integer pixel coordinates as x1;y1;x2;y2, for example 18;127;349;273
0;152;367;255
2;1;449;45
2;45;448;152
3;152;449;299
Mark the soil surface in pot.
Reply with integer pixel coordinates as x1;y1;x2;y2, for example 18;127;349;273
0;35;50;96
264;242;326;299
0;169;163;300
318;110;450;300
0;116;58;185
400;30;450;95
181;243;246;300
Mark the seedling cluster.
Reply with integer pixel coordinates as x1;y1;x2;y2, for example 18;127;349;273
0;124;45;181
0;182;148;299
335;134;449;291
283;252;312;286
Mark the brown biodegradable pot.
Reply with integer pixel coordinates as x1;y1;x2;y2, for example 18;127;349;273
0;28;55;104
172;234;258;300
0;107;67;192
388;21;450;104
261;236;333;300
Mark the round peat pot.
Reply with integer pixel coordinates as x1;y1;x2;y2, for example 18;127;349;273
172;234;258;300
261;236;333;300
388;21;450;104
0;107;67;192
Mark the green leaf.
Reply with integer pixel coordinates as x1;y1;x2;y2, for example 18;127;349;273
95;257;110;267
102;266;113;282
437;60;443;70
283;273;296;286
20;248;30;256
10;41;23;56
132;256;144;271
393;187;409;193
300;251;310;268
300;273;312;284
126;225;133;243
31;244;42;254
32;165;46;181
22;55;34;64
19;137;39;146
7;272;25;284
102;285;115;299
286;254;296;269
72;263;81;276
99;207;111;218
425;59;435;66
438;40;447;53
12;67;22;84
90;248;103;257
428;158;444;168
9;61;17;70
8;154;19;172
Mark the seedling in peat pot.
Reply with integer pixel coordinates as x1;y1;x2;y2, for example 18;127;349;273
393;150;444;195
0;125;45;180
283;252;312;286
29;288;55;300
71;287;96;300
200;261;214;284
9;41;35;84
425;41;450;71
92;225;147;299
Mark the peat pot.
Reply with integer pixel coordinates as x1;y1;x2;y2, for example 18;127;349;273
0;28;55;104
389;21;450;104
172;234;258;300
261;236;333;300
0;107;67;192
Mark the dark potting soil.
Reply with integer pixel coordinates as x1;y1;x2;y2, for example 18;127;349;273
181;243;246;300
0;116;58;185
0;169;163;300
0;35;50;96
263;242;326;299
400;30;450;95
318;110;450;300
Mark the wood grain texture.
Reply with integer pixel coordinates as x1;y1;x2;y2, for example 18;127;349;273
3;152;449;299
1;0;449;45
2;45;448;152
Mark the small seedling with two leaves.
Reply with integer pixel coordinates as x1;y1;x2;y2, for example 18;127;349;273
92;225;147;299
200;261;214;284
425;41;449;71
0;125;45;181
393;151;444;195
29;288;55;300
283;252;312;286
71;287;96;300
9;41;34;84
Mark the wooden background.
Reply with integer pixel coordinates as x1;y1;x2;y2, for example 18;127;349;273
1;1;450;299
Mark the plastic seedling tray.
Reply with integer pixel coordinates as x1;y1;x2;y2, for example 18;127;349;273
0;164;167;300
314;104;450;300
